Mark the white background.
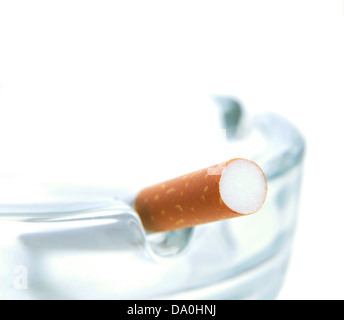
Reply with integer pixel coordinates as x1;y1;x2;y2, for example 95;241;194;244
0;0;343;299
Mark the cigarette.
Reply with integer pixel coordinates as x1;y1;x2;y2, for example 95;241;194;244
134;158;267;233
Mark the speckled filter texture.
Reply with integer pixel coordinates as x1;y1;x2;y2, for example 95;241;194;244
134;159;259;232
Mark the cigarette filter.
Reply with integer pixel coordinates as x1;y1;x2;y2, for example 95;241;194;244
134;158;267;233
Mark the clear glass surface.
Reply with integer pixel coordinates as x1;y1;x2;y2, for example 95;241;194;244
0;99;305;300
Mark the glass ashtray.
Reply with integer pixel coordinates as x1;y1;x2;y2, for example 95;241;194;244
0;99;305;300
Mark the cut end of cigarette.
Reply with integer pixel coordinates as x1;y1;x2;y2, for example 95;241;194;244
219;159;267;215
134;158;267;233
